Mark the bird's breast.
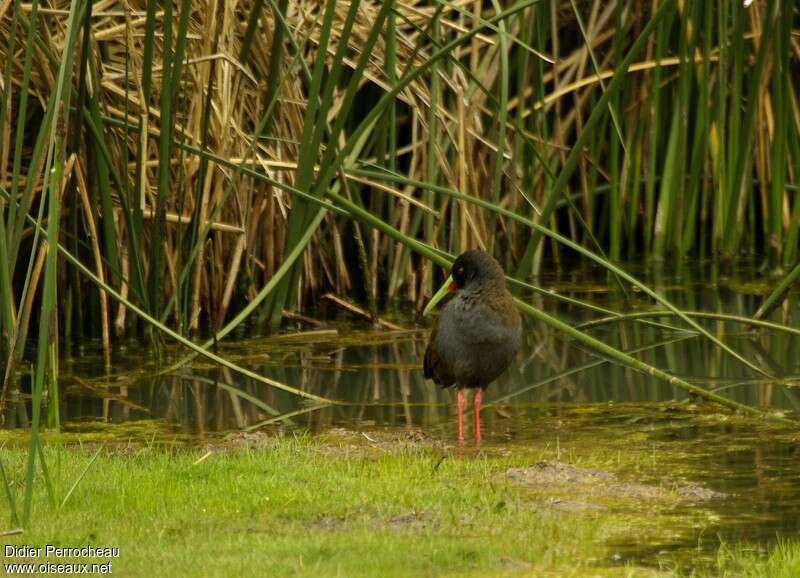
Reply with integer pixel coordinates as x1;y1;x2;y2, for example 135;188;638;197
434;295;521;387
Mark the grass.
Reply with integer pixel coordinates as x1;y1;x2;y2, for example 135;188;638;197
709;540;800;578
1;416;800;577
2;0;800;552
1;436;617;577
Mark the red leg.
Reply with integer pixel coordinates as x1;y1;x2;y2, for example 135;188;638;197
473;388;483;446
456;388;466;446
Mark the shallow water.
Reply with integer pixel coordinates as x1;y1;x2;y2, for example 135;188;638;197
4;260;800;568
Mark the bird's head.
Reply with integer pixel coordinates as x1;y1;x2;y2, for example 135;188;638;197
423;250;506;316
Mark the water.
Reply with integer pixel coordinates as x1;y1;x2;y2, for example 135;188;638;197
4;260;800;567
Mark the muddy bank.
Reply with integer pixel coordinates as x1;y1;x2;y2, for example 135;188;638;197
507;461;727;512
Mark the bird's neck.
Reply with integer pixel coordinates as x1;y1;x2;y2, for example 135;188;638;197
458;284;519;326
460;283;510;304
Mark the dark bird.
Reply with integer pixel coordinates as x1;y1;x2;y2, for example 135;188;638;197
423;250;522;445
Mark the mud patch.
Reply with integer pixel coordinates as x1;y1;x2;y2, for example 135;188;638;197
495;557;533;572
213;431;283;451
309;515;347;531
308;510;436;532
674;483;727;502
387;510;434;529
315;427;448;456
507;461;726;504
540;497;603;512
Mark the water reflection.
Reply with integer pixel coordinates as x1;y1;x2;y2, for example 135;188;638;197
5;261;800;432
4;261;800;566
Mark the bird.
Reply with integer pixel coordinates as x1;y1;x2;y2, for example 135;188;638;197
422;250;522;445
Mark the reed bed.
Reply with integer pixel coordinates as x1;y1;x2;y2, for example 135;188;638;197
1;1;797;343
1;0;799;523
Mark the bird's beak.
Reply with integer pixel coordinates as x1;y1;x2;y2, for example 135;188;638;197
423;275;455;317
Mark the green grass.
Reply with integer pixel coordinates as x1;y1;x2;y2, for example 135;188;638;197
0;434;649;577
708;540;800;578
1;428;798;577
4;1;800;526
0;437;611;577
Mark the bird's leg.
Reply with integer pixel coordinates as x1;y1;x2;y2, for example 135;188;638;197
473;388;483;446
456;388;466;446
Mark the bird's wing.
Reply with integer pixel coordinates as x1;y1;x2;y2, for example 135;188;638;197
459;295;520;345
423;318;439;380
423;317;455;387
